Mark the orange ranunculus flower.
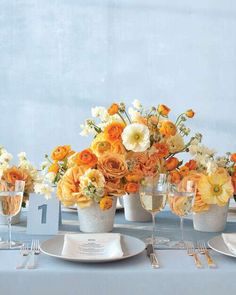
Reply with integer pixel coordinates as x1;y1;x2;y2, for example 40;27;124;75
51;145;72;161
99;196;113;210
232;172;236;194
2;166;33;193
126;173;143;182
75;149;98;168
104;122;125;142
152;143;169;158
124;182;139;194
158;104;170;116
48;162;60;174
159;121;177;137
98;153;128;178
185;109;195;118
169;170;181;184
230;153;236;163
165;157;179;171
108;103;119;115
179;165;190;177
185;159;197;170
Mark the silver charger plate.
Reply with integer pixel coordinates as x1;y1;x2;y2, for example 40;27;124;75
40;234;146;263
208;235;236;258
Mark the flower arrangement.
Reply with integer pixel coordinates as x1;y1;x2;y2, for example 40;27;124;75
0;146;41;207
80;100;200;195
172;145;236;212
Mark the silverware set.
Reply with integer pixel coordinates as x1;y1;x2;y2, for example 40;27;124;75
146;240;216;269
16;240;40;270
186;241;216;269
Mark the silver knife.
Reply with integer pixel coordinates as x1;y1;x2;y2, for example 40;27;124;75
146;244;160;269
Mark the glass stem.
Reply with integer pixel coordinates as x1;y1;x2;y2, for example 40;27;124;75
151;213;156;245
180;217;184;243
7;216;12;248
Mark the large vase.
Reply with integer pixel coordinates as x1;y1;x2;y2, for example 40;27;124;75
123;193;152;222
193;202;229;232
77;197;117;233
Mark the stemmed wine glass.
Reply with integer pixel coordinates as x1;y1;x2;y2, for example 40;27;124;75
139;174;168;246
168;180;196;249
0;180;25;249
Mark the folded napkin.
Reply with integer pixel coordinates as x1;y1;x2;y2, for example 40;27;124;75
61;233;123;259
222;233;236;255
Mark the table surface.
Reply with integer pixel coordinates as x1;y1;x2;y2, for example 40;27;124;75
0;208;236;295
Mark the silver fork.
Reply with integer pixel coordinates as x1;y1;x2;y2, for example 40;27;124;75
186;242;203;268
197;240;216;268
16;243;30;269
27;240;40;269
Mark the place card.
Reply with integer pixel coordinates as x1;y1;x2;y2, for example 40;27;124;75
27;193;60;235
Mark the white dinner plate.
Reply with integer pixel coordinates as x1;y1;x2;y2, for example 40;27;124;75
208;235;236;258
40;234;146;263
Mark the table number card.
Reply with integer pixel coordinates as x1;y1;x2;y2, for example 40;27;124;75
27;194;60;235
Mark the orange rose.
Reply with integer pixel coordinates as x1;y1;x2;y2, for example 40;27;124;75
98;153;128;178
111;140;126;154
75;149;98;168
2;166;33;193
179;166;190;177
104;122;125;142
124;182;139;193
169;170;181;184
99;196;113;210
159;121;177;137
230;153;236;163
108;103;119;115
165;157;179;171
185;160;197;170
158;104;170;116
51;145;72;161
152;143;169;158
48;162;60;174
185;109;195;118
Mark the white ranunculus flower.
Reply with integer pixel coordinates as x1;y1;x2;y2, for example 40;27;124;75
128;107;140;121
0;150;13;162
18;152;27;161
45;172;56;183
41;161;49;170
34;183;54;199
91;106;109;121
80;168;105;189
132;99;142;110
122;123;150;152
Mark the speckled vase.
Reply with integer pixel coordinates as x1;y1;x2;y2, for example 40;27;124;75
193;202;229;232
123;193;152;222
77;197;117;233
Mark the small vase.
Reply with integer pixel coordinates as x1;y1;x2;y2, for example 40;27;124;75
193;202;229;232
123;193;152;222
77;197;117;233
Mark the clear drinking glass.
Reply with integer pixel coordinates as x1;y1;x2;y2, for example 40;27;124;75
0;180;25;249
168;180;196;249
139;174;168;246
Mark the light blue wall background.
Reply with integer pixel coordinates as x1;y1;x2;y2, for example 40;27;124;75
0;0;236;166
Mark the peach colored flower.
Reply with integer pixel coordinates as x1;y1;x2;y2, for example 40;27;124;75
152;143;169;159
108;103;119;115
75;149;98;168
185;109;195;118
165;157;179;171
169;170;181;184
124;182;139;193
104;176;125;196
98;153;128;178
158;104;170;116
179;166;190;177
159;121;177;137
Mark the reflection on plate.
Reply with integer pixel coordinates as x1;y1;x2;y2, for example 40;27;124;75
40;234;146;263
208;235;236;258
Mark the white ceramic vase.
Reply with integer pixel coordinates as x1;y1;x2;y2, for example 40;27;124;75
193;202;229;232
77;197;117;233
123;193;152;222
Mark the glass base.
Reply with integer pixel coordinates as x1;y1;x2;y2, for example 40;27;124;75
167;240;191;249
145;236;170;246
0;240;23;249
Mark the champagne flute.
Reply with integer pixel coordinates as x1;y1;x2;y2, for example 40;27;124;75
168;180;196;249
0;180;25;249
139;174;168;246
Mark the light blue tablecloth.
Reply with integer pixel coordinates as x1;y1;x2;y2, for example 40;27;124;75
0;210;236;295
